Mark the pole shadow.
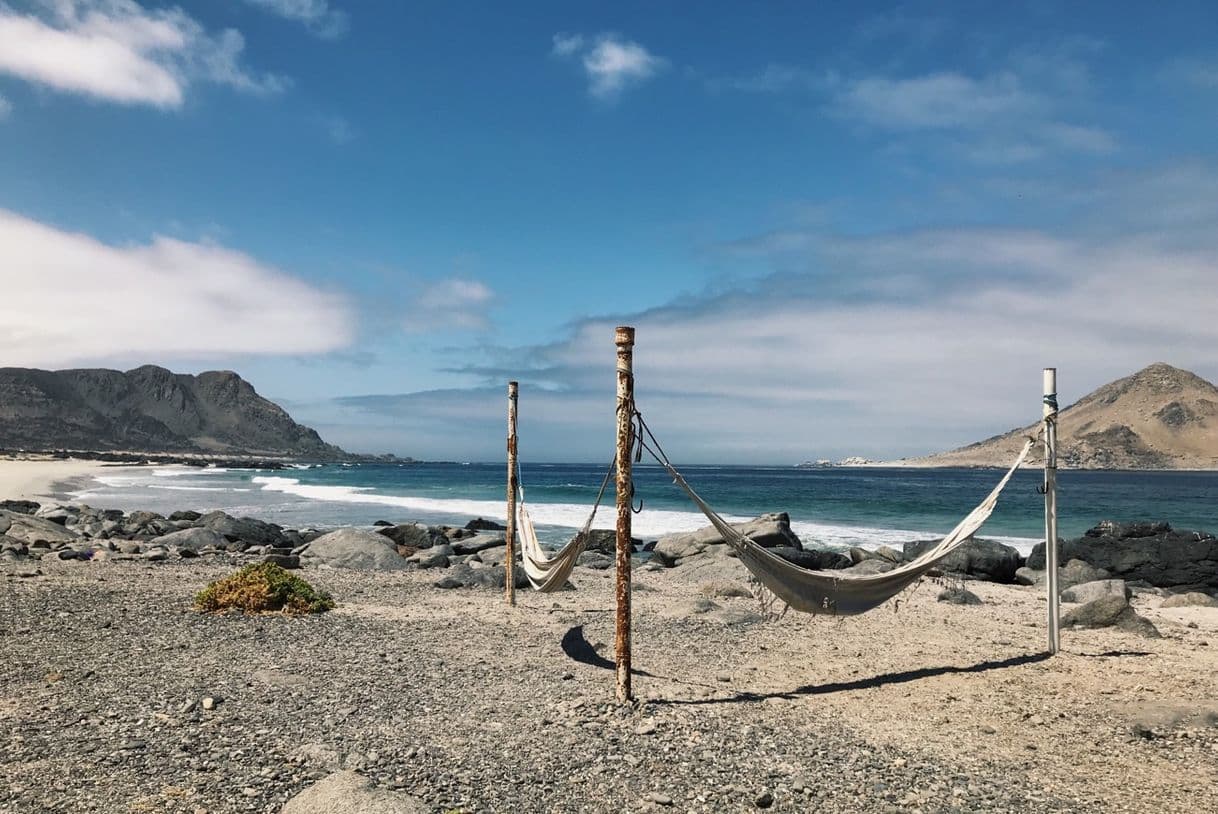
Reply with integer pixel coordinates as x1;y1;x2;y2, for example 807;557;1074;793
560;625;656;678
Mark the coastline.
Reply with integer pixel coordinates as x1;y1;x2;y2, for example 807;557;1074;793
0;456;128;503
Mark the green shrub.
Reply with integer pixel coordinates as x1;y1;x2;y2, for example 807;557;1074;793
194;562;335;615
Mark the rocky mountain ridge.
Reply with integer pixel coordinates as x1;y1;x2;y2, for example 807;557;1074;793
911;363;1218;469
0;365;346;460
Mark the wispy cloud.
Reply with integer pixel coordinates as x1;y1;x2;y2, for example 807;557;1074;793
408;278;494;332
552;32;665;101
0;93;10;118
0;208;354;367
833;71;1037;129
242;0;348;39
324;114;354;144
1161;56;1218;90
0;0;286;108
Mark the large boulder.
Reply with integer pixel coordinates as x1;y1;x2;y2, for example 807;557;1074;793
433;562;528;589
279;770;427;814
302;528;410;571
769;546;851;571
1028;521;1218;590
194;510;284;547
0;510;79;545
0;500;40;515
1062;595;1160;638
148;527;228;552
902;537;1021;583
375;523;432;549
582;529;642;555
1160;592;1218;608
652;513;801;567
465;517;506;532
450;532;506;555
1058;558;1113;589
1061;579;1130;604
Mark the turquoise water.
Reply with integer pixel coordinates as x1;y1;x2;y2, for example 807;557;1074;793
72;462;1218;555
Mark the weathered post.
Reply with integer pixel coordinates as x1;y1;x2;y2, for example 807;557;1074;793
1043;368;1060;654
614;326;635;702
505;381;519;606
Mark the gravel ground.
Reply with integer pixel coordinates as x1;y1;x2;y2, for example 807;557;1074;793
2;557;1216;813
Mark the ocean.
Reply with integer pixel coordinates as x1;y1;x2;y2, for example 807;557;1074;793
69;462;1218;555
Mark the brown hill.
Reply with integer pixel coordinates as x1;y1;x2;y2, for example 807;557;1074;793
911;363;1218;470
0;365;346;460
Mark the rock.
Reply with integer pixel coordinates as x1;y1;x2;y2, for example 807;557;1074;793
1028;521;1218;589
1160;591;1218;608
0;499;40;515
903;537;1021;583
411;544;453;569
1062;595;1160;638
294;742;343;769
302;528;410;571
1014;567;1042;586
937;586;983;605
0;510;80;545
194;510;284;547
450;532;505;555
841;559;896;576
652;512;801;566
576;551;614;570
582;529;642;554
1058;558;1113;589
261;554;301;569
147;527;228;552
168;510;202;522
143;548;168;562
375;523;433;549
279;770;428;814
1061;579;1130;604
755;790;775;808
201;696;218;710
699;581;753;599
432;562;528;590
465;517;506;531
770;546;850;570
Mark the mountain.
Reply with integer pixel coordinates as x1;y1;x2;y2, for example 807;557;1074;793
0;365;346;459
910;363;1218;470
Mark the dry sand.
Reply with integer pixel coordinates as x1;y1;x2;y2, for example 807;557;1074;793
2;555;1215;813
0;456;113;502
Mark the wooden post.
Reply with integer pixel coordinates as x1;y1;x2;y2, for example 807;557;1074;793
505;381;518;606
614;326;635;702
1043;368;1060;654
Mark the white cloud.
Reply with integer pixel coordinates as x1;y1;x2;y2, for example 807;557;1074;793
243;0;348;39
835;71;1038;129
550;32;583;57
409;278;494;332
0;0;286;108
552;32;665;100
0;93;10;117
0;209;354;367
325;115;354;143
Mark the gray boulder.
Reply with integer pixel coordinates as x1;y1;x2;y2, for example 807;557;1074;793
770;546;850;570
582;529;642;554
1028;521;1218;590
465;517;505;531
1062;595;1160;638
1061;579;1130;604
1160;591;1218;608
937;586;983;605
0;510;79;545
375;523;432;550
0;500;39;515
411;544;453;569
576;551;614;570
842;559;896;576
279;770;427;814
194;510;283;547
1014;567;1042;586
302;528;409;571
148;527;227;552
652;512;801;566
903;537;1021;583
1059;558;1113;589
433;562;528;590
450;532;505;555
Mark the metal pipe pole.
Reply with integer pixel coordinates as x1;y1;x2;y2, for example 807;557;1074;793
1043;368;1060;654
614;326;635;703
505;381;518;606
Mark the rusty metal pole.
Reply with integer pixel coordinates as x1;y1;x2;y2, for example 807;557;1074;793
505;381;518;606
1043;368;1060;654
614;326;635;703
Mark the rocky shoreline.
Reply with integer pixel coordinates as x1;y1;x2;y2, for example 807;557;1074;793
3;499;1217;813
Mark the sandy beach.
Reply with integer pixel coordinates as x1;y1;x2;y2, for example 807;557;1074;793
2;551;1216;813
0;457;115;503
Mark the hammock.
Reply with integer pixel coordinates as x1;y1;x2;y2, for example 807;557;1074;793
517;460;614;592
637;415;1038;616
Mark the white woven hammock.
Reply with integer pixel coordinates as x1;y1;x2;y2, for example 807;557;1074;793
518;462;613;592
647;430;1037;616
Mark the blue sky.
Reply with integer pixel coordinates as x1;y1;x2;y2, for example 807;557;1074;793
2;1;1218;462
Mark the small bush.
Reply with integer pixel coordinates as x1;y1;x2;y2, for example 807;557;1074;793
194;562;335;615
